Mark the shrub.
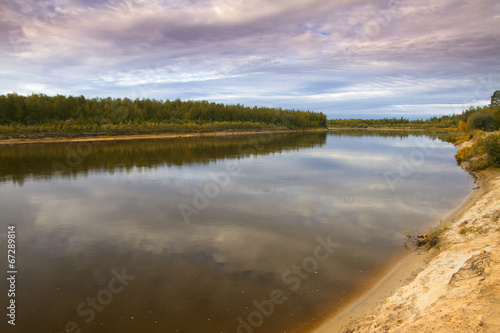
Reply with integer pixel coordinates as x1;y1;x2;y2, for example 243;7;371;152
468;111;496;131
458;120;468;133
483;133;500;167
455;146;473;163
405;220;448;249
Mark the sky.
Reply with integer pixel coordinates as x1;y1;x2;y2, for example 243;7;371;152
0;0;499;119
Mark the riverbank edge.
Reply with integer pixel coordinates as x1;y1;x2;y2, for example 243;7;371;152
0;128;327;145
312;169;499;332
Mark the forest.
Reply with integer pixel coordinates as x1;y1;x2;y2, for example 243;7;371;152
0;93;327;136
328;100;500;131
328;115;460;129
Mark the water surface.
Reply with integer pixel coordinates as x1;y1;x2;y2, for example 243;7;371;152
0;130;472;332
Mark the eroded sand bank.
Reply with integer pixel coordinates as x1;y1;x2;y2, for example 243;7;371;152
313;169;500;332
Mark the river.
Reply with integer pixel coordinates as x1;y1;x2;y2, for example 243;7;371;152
0;130;472;332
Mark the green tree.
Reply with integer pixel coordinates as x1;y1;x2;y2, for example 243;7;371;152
491;90;500;107
483;134;500;166
468;111;495;131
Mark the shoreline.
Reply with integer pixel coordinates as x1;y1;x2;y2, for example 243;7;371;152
312;169;499;332
0;128;326;145
327;127;458;132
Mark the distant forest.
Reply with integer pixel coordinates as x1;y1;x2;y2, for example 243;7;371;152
328;116;460;129
329;91;500;131
0;93;327;135
327;110;500;130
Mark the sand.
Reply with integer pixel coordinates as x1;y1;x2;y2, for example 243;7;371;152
312;168;500;332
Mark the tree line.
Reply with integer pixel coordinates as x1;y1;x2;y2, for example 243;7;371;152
328;90;500;131
328;114;466;129
0;93;327;135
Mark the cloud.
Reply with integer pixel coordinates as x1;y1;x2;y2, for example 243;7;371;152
1;0;499;118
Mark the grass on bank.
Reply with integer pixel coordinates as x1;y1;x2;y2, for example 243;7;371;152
405;220;448;249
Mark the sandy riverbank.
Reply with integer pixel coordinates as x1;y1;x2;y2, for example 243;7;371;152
0;128;327;145
312;169;500;332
